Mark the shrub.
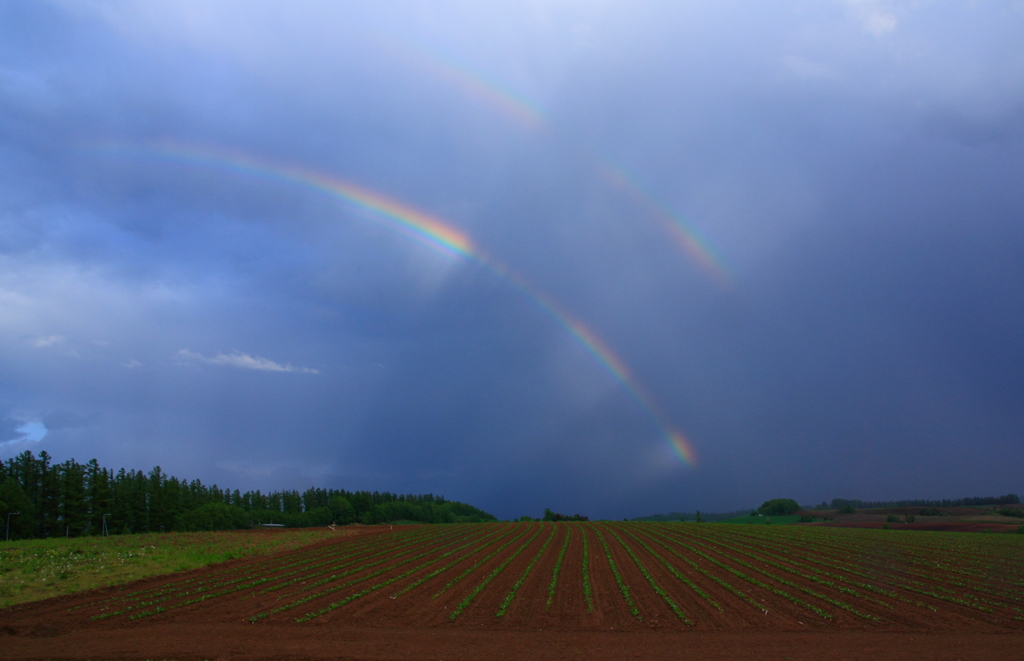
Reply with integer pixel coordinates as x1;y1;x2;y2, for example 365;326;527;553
882;523;891;530
905;514;915;523
543;508;588;522
1018;525;1023;534
886;515;899;523
831;498;861;512
798;514;814;523
758;499;800;516
329;496;356;524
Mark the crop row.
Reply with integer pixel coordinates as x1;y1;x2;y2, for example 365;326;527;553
638;525;834;620
700;524;1017;614
291;525;518;622
606;527;690;623
251;524;516;621
495;526;556;617
128;526;473;620
677;523;1023;621
545;526;570;610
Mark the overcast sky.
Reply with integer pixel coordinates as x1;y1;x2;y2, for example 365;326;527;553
2;1;1022;519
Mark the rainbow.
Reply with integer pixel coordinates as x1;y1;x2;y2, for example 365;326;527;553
95;141;697;467
598;162;731;285
489;262;696;466
381;38;544;128
384;39;730;284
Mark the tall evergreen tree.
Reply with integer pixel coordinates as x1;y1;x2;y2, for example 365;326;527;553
58;459;88;536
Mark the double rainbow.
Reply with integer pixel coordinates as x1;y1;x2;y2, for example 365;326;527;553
387;38;730;285
96;141;696;467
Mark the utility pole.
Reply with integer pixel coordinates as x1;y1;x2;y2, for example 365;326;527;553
102;513;110;537
5;512;18;542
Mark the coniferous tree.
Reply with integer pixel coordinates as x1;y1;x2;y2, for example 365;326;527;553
38;452;61;537
59;459;88;536
86;460;113;535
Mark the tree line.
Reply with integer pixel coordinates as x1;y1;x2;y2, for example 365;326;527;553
541;508;588;521
0;451;496;540
818;494;1020;511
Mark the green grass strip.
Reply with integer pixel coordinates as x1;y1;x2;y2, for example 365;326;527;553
496;525;556;617
546;525;571;610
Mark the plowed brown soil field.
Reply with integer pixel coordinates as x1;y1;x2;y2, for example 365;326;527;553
2;522;1022;660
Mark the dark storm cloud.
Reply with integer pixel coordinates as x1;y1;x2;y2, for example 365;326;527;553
0;417;27;444
2;2;1023;519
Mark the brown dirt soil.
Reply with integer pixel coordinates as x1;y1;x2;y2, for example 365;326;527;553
857;507;992;516
822;521;1020;532
2;522;1022;660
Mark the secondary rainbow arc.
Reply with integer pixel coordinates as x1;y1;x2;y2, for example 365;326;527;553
385;39;730;285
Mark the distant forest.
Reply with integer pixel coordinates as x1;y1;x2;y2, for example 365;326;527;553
0;451;496;540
